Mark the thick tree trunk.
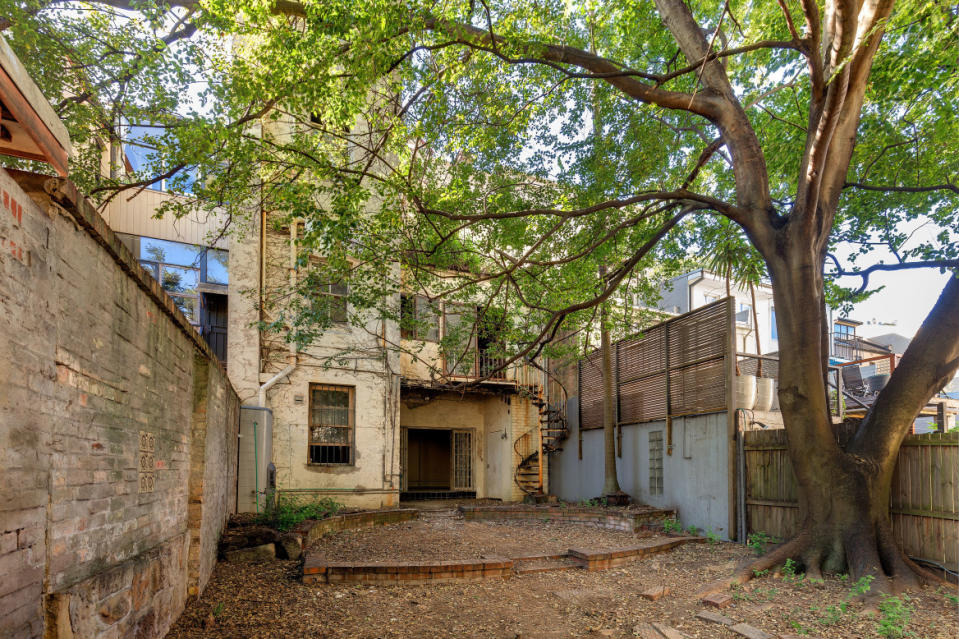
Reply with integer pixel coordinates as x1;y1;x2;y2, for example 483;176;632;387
599;272;621;497
727;253;959;595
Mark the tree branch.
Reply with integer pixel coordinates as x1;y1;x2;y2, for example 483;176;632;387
826;254;959;295
843;181;959;194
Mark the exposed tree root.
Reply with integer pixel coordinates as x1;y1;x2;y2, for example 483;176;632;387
695;535;807;597
696;530;957;600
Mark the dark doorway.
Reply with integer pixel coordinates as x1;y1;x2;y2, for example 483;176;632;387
400;428;476;501
406;428;451;490
201;293;228;364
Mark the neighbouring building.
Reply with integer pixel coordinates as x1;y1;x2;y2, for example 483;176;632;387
102;133;231;364
657;269;776;355
829;317;894;364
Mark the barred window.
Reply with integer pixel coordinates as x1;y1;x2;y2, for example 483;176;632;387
308;384;354;464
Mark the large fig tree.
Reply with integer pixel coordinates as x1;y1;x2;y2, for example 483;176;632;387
6;0;958;593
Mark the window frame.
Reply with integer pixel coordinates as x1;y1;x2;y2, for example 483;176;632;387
400;293;440;342
306;256;349;324
307;383;355;466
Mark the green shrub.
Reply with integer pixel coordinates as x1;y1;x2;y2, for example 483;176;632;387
662;518;682;534
258;494;342;532
782;558;803;582
876;594;914;638
747;531;778;556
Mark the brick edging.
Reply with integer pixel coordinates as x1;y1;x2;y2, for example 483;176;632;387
303;557;513;584
458;505;676;532
302;536;703;584
568;537;705;571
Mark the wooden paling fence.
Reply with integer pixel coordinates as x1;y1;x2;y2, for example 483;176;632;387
743;426;958;570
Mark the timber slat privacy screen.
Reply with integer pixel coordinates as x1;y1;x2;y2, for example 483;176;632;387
579;298;731;430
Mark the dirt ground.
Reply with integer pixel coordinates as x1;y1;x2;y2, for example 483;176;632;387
309;518;649;561
169;519;958;638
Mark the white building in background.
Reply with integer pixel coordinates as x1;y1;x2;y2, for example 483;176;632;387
657;269;777;355
100;132;231;364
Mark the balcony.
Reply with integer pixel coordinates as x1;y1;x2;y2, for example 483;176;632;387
831;334;892;362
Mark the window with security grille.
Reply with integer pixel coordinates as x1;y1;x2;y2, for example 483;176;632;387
649;430;664;495
308;384;354;464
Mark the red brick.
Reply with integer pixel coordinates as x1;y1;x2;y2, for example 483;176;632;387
702;592;733;609
640;586;670;601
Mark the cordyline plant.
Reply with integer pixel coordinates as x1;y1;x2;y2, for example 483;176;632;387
5;0;958;596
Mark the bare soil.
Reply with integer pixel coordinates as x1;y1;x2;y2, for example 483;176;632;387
169;519;958;638
309;518;649;562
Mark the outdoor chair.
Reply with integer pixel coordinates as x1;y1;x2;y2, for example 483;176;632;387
841;365;868;396
865;373;890;395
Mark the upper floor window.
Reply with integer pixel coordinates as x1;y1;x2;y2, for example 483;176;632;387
117;234;229;324
319;280;349;323
124;124;199;194
400;294;440;341
304;256;348;324
834;322;855;339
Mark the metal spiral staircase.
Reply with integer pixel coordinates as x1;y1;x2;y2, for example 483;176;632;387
514;367;570;496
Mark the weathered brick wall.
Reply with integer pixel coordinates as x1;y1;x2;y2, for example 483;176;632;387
0;169;239;639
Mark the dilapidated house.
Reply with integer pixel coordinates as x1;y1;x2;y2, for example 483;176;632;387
226;209;569;509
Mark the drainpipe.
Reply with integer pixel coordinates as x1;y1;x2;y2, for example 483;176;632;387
256;213;299;407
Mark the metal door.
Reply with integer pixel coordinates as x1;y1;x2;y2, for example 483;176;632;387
400;427;408;491
451;430;473;490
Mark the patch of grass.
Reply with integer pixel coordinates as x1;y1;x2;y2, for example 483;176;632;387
212;602;225;618
817;601;847;626
258;494;342;532
752;567;769;578
877;594;914;638
704;527;720;544
684;524;699;536
789;619;810;635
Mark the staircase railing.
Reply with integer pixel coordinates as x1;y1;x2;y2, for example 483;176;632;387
511;358;572;496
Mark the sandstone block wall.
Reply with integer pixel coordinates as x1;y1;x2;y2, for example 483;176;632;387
0;169;239;639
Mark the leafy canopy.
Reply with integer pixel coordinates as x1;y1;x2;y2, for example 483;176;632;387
3;0;957;366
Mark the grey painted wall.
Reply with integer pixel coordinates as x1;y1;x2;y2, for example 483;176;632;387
552;400;732;539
